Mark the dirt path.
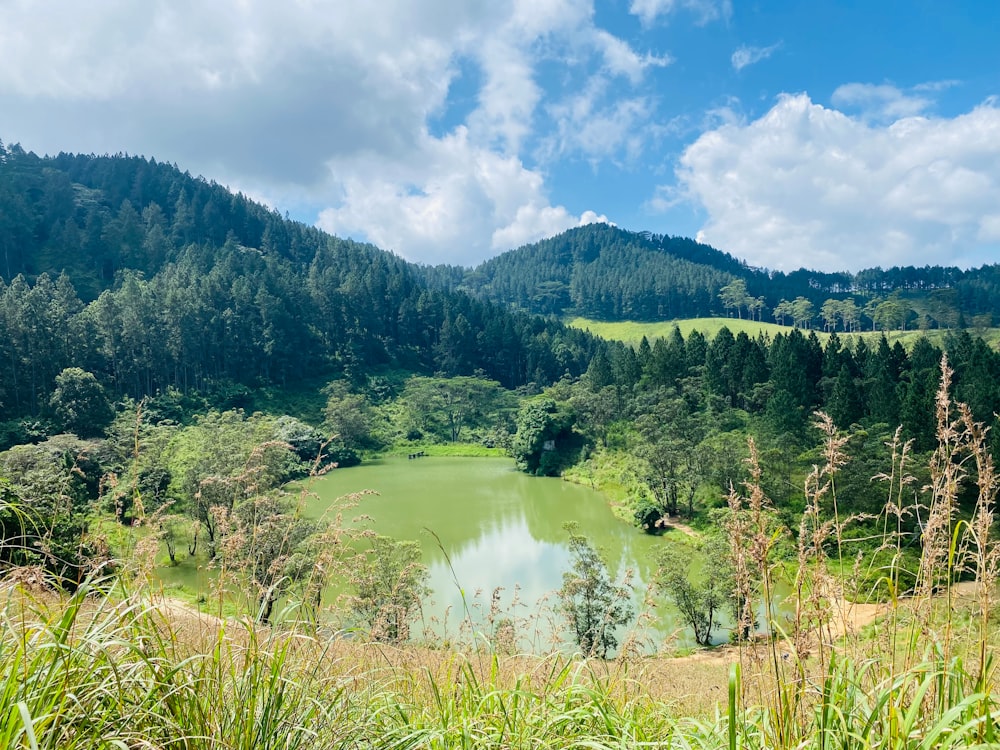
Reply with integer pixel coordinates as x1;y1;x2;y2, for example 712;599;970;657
663;581;986;667
660;516;701;538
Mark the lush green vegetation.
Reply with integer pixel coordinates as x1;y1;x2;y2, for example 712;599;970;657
0;143;601;438
3;369;1000;747
422;223;1000;328
4;142;1000;747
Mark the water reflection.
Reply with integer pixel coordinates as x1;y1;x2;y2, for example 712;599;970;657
159;456;783;651
302;456;683;649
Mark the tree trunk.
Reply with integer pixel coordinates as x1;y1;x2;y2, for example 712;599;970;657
259;592;275;624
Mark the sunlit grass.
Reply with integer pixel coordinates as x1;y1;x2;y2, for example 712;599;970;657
566;316;789;344
567;315;1000;348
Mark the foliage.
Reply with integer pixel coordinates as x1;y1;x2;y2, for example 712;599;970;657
511;398;581;476
271;415;328;464
347;535;429;642
156;512;202;565
0;435;109;582
399;375;514;443
322;381;378;450
160;410;302;552
220;492;326;623
48;367;114;438
655;544;727;646
558;523;634;658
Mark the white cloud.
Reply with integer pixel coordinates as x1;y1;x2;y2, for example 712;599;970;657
593;30;672;84
541;74;655;164
672;93;1000;272
731;43;781;71
317;127;601;264
913;79;962;93
0;0;644;266
629;0;732;26
467;37;542;154
644;184;683;213
831;82;932;121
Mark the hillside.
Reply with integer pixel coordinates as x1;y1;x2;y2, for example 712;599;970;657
419;224;1000;330
419;225;744;319
0;144;602;425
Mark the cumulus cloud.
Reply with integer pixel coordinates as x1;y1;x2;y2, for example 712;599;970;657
317;127;608;263
0;1;470;185
731;43;781;71
672;93;1000;272
0;0;647;265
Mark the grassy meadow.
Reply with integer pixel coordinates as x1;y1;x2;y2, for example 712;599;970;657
567;315;1000;348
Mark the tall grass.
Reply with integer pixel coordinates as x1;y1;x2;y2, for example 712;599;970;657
723;354;1000;749
1;355;999;748
0;576;731;749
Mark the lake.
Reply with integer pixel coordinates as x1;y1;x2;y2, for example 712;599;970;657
160;456;779;652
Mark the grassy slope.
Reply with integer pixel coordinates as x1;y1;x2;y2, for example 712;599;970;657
5;573;997;749
566;316;787;344
568;316;1000;348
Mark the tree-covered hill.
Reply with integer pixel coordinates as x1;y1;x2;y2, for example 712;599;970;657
0;142;602;425
419;224;1000;329
419;225;742;320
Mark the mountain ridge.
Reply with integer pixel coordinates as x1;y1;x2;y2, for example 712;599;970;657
3;141;999;339
0;143;602;423
418;224;1000;328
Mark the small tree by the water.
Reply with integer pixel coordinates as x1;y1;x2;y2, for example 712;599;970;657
558;523;634;658
222;493;325;624
349;535;429;643
656;544;726;646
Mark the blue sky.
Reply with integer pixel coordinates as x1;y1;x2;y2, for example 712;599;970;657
2;1;1000;272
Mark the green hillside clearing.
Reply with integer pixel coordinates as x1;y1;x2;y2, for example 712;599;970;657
568;316;1000;348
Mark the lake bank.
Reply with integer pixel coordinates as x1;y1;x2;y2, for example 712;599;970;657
158;455;758;652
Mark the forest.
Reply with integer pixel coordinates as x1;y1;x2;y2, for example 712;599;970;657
0;142;601;418
2;142;1000;579
421;223;1000;326
4;142;1000;748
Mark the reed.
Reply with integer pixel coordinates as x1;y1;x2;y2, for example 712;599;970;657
723;355;1000;749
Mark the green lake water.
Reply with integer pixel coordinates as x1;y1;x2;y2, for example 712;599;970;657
160;456;784;651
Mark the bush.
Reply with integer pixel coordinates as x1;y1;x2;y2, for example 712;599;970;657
558;524;634;658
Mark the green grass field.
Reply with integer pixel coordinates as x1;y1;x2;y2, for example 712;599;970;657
566;316;787;344
567;315;1000;348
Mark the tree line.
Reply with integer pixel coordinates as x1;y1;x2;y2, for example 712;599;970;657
420;224;1000;327
0;143;602;437
530;324;1000;543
